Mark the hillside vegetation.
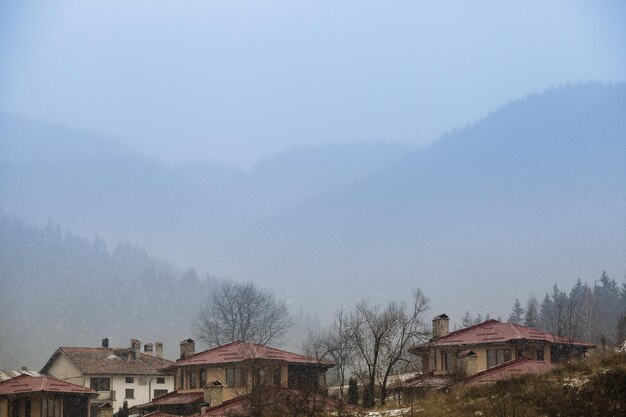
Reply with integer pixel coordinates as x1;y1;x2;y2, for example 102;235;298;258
398;352;626;417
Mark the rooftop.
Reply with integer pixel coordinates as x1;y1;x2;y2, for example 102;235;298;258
0;374;96;396
465;357;554;385
137;390;204;408
0;370;42;382
41;347;174;376
411;319;594;352
172;341;334;368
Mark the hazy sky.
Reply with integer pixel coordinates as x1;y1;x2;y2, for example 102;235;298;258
1;1;625;168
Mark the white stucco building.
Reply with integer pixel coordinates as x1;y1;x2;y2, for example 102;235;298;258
41;338;174;414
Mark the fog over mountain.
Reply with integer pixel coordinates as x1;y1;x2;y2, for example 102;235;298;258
1;83;625;369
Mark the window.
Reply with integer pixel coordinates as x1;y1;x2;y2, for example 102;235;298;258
125;388;134;399
273;367;281;386
200;368;207;388
536;349;544;360
154;389;168;398
41;398;59;417
226;367;248;387
90;377;111;391
178;369;184;390
125;376;134;384
442;352;454;371
156;377;165;384
188;369;197;389
487;349;512;368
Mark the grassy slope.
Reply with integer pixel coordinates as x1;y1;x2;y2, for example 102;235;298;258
381;352;626;417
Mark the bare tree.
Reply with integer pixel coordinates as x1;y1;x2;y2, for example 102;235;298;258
350;288;429;407
193;281;292;347
324;309;354;408
376;289;429;405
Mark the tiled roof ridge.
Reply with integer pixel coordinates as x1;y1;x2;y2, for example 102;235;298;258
507;322;528;338
465;357;552;382
436;319;501;340
0;374;96;395
59;346;174;363
176;340;334;366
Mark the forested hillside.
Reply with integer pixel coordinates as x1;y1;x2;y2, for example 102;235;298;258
0;215;218;369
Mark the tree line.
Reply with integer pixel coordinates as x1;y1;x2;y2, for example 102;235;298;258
505;271;626;347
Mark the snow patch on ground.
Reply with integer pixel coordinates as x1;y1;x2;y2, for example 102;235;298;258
357;408;413;416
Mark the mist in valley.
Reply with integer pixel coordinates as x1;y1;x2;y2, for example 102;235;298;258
1;1;625;371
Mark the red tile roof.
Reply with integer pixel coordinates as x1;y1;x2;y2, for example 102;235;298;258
394;373;451;390
171;341;334;368
199;396;248;417
465;358;554;385
411;320;593;351
143;412;183;417
0;374;96;396
137;390;204;407
41;347;174;376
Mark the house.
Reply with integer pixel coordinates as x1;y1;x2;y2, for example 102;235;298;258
407;314;593;386
139;339;334;416
40;338;175;415
0;374;97;417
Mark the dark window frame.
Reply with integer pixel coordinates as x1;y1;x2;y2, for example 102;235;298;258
89;377;111;392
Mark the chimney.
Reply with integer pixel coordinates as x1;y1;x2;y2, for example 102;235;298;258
96;402;113;417
432;314;450;339
155;342;164;359
144;343;154;356
203;380;224;411
457;350;478;376
180;338;195;359
21;366;28;372
102;338;109;348
131;339;141;360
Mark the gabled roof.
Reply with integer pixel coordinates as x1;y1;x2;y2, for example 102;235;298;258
0;374;96;396
136;390;204;408
411;320;593;352
171;341;334;368
465;357;554;385
41;347;174;376
0;370;42;382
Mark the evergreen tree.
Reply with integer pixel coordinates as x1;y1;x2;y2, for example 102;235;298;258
461;311;473;328
347;377;359;406
115;401;129;417
592;271;621;343
508;299;525;324
524;295;539;328
362;384;374;408
539;292;554;332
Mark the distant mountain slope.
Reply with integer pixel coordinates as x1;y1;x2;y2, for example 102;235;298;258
208;83;626;318
1;83;624;330
0;115;414;269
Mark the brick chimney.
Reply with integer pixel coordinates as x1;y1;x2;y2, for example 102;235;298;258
457;350;478;376
432;314;450;339
180;338;195;359
202;381;224;413
144;343;154;356
131;339;141;360
102;338;109;348
155;342;164;359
